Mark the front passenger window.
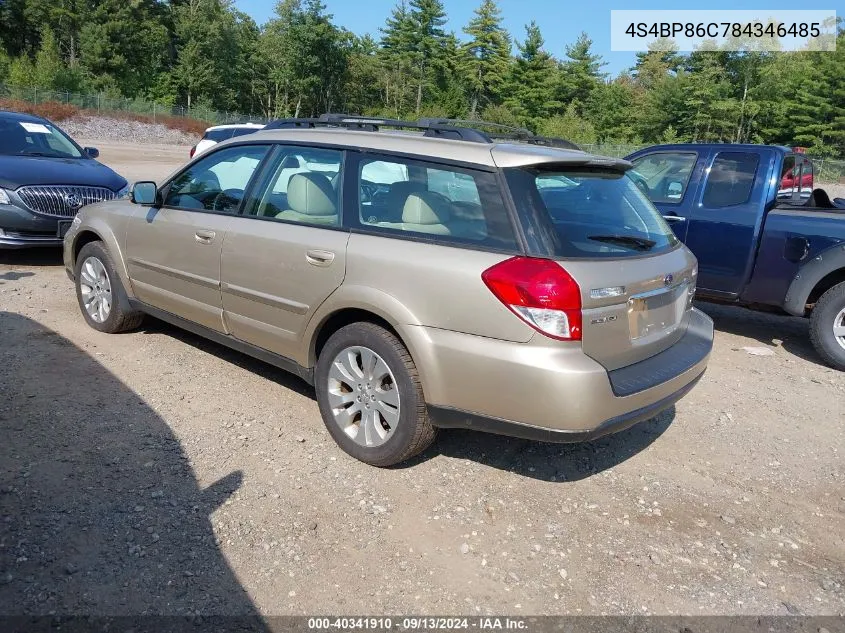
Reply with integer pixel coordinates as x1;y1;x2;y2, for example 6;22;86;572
164;145;269;213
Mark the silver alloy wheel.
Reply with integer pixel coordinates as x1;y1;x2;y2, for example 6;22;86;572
327;346;400;448
835;307;845;351
79;256;112;323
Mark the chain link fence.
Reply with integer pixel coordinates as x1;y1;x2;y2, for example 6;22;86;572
0;84;267;125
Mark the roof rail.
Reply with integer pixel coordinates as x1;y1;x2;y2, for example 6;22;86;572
419;118;582;151
263;113;581;150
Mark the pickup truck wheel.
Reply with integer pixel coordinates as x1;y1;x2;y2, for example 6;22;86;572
315;322;436;467
74;241;144;334
809;281;845;370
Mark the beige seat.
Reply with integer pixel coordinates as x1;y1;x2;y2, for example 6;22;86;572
275;172;338;226
397;191;453;235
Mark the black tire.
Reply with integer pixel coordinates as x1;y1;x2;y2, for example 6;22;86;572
315;322;436;466
74;241;144;334
809;281;845;370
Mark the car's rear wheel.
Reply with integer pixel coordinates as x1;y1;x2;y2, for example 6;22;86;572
75;241;144;334
809;281;845;370
315;322;436;466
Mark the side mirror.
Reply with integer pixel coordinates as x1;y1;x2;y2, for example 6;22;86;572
83;147;99;159
130;181;159;205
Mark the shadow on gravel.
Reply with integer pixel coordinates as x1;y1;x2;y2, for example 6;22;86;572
138;318;314;399
0;249;64;268
0;271;35;281
135;316;673;481
695;301;826;367
0;312;269;627
408;407;675;481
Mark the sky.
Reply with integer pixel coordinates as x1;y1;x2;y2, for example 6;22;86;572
233;0;841;76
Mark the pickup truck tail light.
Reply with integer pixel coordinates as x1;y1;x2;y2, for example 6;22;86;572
482;257;582;341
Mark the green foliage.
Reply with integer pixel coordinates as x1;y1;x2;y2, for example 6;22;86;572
0;1;840;157
461;0;511;116
503;21;559;130
539;103;597;144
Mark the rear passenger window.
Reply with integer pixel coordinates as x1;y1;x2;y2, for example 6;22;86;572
244;147;342;227
203;129;234;142
629;152;697;204
355;156;517;250
702;152;759;208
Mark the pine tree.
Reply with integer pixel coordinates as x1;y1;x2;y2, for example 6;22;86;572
461;0;511;117
557;32;606;110
503;21;558;130
408;0;448;114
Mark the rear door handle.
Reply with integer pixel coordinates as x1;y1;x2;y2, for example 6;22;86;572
305;249;335;267
662;215;686;223
195;230;216;244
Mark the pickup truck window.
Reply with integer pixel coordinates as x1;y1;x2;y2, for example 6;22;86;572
702;152;759;208
778;155;814;201
628;152;696;204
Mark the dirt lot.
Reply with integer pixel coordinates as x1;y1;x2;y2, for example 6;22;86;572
0;142;843;618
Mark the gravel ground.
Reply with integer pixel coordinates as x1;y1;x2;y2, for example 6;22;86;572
63;116;200;146
0;144;843;618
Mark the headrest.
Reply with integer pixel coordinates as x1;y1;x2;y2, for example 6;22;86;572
402;191;452;225
287;172;336;216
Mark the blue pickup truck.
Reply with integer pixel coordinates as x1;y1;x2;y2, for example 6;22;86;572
625;144;845;370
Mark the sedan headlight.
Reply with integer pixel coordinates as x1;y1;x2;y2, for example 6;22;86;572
0;188;10;205
116;184;130;199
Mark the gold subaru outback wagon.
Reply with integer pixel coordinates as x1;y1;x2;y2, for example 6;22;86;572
63;115;713;466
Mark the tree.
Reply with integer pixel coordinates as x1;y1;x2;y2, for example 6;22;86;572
503;21;558;130
79;0;168;97
539;102;597;144
408;0;448;113
557;32;605;110
461;0;511;117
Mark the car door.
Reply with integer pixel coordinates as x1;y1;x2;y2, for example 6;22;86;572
125;143;271;332
682;150;769;297
220;145;349;361
628;150;702;241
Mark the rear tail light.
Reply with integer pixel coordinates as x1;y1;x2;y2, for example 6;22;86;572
189;146;196;158
482;256;582;341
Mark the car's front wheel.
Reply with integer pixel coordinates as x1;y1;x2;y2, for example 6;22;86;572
315;322;436;466
74;241;144;334
809;281;845;370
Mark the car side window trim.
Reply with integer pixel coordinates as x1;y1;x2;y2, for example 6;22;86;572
630;151;699;206
157;143;272;216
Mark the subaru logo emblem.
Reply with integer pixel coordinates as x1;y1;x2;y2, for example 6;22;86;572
65;194;82;210
664;273;674;286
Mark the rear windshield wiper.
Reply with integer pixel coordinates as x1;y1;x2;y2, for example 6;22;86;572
588;234;656;251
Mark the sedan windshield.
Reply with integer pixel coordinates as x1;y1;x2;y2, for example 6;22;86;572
0;119;83;158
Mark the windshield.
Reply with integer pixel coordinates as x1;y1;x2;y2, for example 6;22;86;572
505;166;680;259
0;118;83;158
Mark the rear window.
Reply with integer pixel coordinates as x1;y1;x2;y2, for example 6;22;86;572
203;128;234;142
505;167;680;259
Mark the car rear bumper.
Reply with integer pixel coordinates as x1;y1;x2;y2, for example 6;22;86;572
408;307;713;437
428;371;704;443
